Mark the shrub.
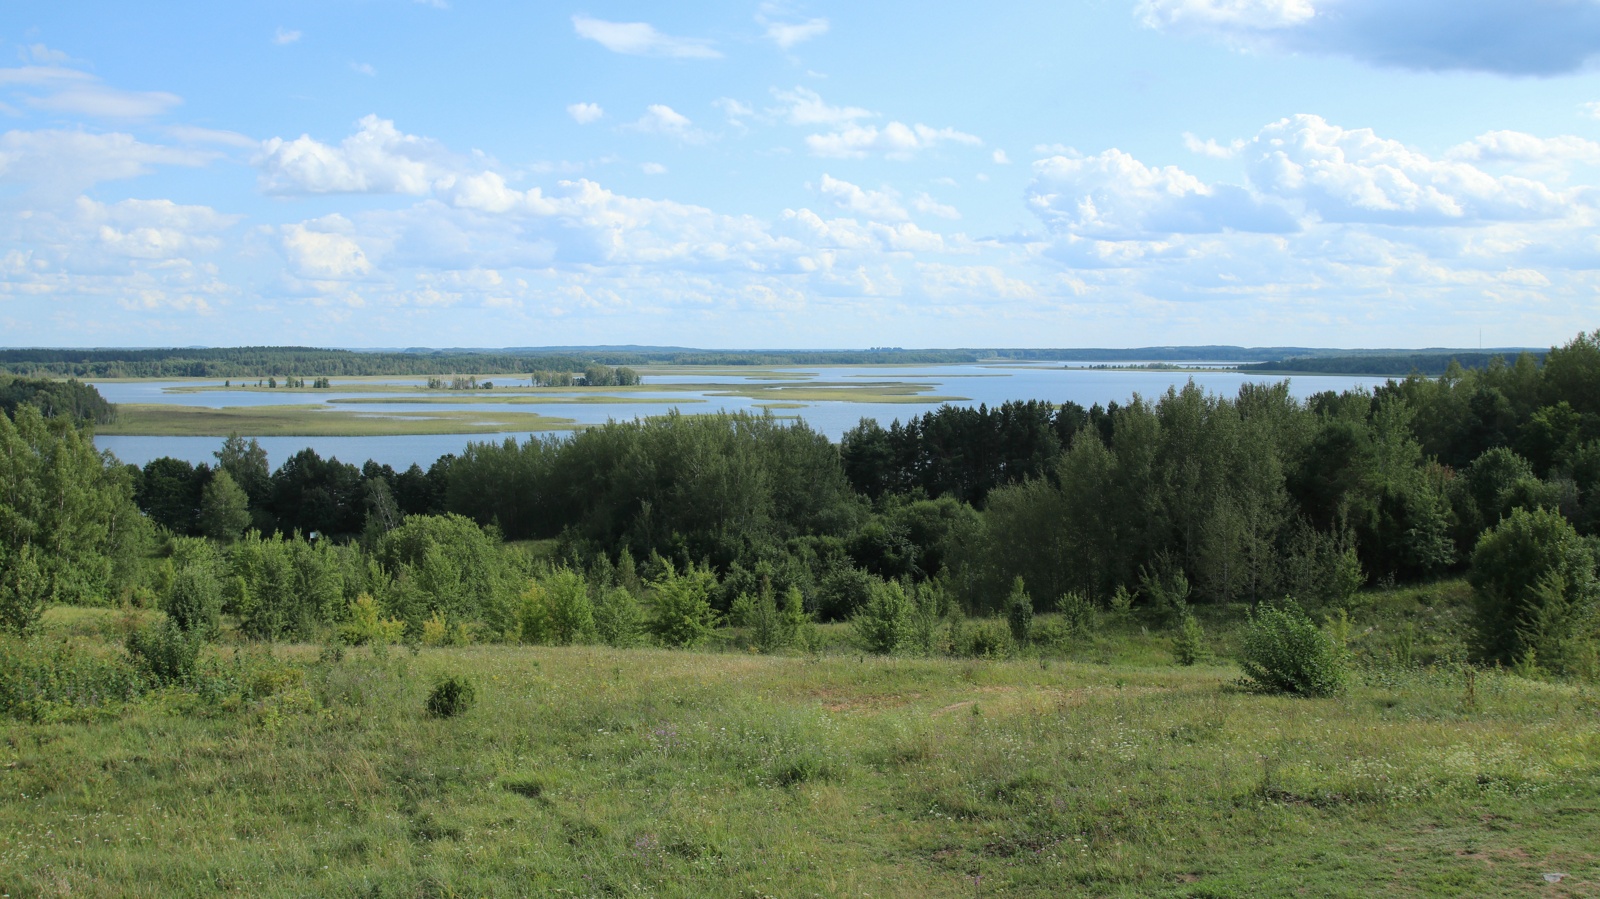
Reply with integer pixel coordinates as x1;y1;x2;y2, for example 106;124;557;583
0;636;147;722
426;675;477;718
1236;602;1346;696
905;580;947;656
519;568;595;645
1172;612;1207;666
421;611;467;646
1005;577;1034;644
594;586;644;648
1055;590;1096;637
648;561;719;648
126;620;202;685
0;544;47;636
816;565;877;621
164;563;222;639
1468;507;1599;677
958;619;1014;659
852;579;911;654
340;593;406;646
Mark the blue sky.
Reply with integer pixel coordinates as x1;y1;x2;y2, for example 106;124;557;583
4;0;1600;349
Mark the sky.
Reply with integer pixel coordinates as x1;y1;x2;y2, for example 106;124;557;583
4;0;1600;350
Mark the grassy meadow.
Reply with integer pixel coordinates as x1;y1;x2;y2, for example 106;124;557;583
3;588;1598;898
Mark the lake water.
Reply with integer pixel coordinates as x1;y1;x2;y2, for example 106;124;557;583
92;364;1382;470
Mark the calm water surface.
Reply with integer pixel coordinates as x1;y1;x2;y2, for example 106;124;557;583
93;365;1381;469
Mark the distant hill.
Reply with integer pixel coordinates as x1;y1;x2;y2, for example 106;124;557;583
1239;350;1546;377
0;344;1549;378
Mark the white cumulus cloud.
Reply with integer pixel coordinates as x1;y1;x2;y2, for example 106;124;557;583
256;115;466;195
1029;148;1298;239
571;15;720;59
766;18;830;49
626;105;709;143
807;122;981;160
567;102;604;124
818;174;908;221
1245;114;1571;224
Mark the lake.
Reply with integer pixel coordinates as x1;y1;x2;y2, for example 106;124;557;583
92;364;1382;470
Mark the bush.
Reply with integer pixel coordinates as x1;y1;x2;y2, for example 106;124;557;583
648;561;719;648
0;543;47;636
1468;507;1599;677
126;620;202;685
164;563;222;639
1055;590;1096;637
519;568;595;645
426;675;477;718
1005;577;1033;644
1236;602;1346;696
852;579;911;654
594;586;644;648
340;593;406;646
0;636;147;722
957;619;1014;659
1172;612;1207;666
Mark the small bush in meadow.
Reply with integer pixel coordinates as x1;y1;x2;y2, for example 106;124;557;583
594;586;644;648
164;563;223;639
1237;601;1347;696
959;619;1015;659
126;620;202;685
340;593;407;646
1005;577;1034;644
1172;612;1207;666
426;674;477;718
1055;590;1096;637
0;544;47;636
852;579;912;654
648;561;720;648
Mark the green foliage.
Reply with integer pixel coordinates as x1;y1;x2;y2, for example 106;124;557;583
425;675;477;718
230;531;355;641
1468;507;1598;676
376;514;522;636
163;560;223;639
1237;602;1348;697
1005;576;1034;644
743;582;794;653
816;564;877;621
1280;522;1365;609
904;580;947;656
0;543;47;635
1173;612;1207;666
647;561;720;648
0;635;146;722
956;619;1014;658
852;578;912;654
1055;590;1096;637
593;586;644;648
340;593;407;646
518;567;595;645
198;469;252;543
1138;556;1191;619
126;620;203;685
0;374;115;424
0;405;142;606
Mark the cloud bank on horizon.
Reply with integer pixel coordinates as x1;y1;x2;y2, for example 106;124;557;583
2;0;1600;349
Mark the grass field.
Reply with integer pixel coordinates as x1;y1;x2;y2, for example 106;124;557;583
3;591;1597;898
97;404;580;437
